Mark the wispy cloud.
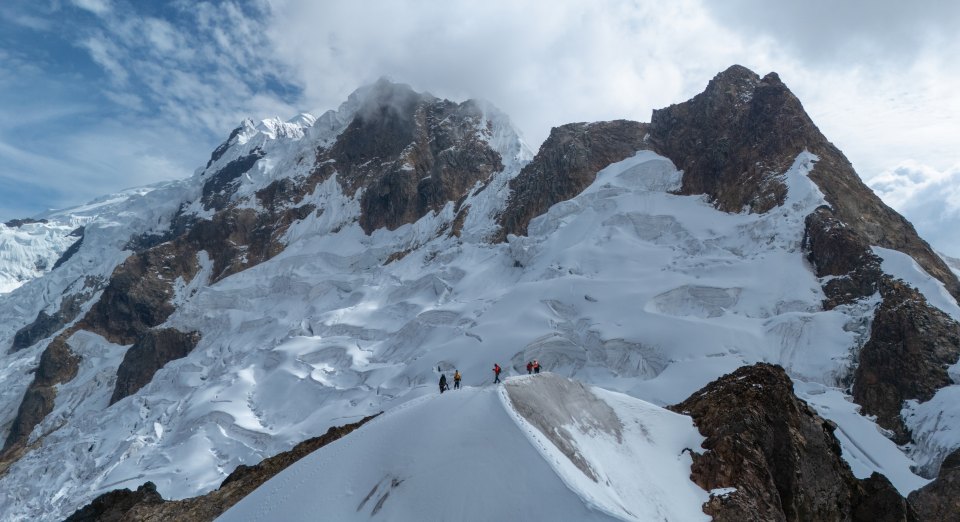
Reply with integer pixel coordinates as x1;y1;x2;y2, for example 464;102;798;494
80;34;129;85
869;161;960;256
70;0;113;17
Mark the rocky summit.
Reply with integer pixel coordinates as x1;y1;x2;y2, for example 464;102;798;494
0;65;959;521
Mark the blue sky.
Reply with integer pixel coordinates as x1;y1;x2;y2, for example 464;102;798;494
2;0;959;256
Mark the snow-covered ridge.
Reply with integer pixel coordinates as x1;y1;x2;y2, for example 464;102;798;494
219;374;708;522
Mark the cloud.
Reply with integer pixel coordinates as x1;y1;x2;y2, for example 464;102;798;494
868;161;960;257
263;0;778;148
80;34;129;85
71;0;112;16
701;0;960;67
0;6;53;31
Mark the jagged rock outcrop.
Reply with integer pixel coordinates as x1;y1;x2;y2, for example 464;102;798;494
909;448;960;520
201;150;265;212
647;65;960;302
649;66;792;214
66;415;378;522
3;218;48;228
803;206;884;308
853;278;960;444
51;226;85;271
64;481;164;522
496;120;648;239
671;363;915;521
10;277;101;352
313;79;503;233
2;336;79;451
110;328;201;405
80;243;200;345
205;124;245;169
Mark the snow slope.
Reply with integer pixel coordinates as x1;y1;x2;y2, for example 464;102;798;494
218;374;708;522
0;220;80;294
0;98;947;519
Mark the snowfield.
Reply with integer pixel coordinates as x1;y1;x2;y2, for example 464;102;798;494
218;374;708;522
0;96;949;520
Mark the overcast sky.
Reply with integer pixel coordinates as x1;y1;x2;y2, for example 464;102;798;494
1;0;958;255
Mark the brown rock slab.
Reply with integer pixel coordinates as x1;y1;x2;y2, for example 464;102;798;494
671;363;916;521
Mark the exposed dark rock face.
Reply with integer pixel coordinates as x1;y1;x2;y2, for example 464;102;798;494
205;124;245;169
803;206;884;308
909;448;960;520
64;481;164;522
496;120;649;240
804;146;958;301
648;65;960;302
4;218;48;227
313;80;503;234
81;244;199;345
3;336;80;451
649;66;792;214
853;278;960;444
66;415;378;522
83;202;313;347
200;149;265;212
11;311;61;352
110;329;201;405
10;277;101;352
52;227;85;271
671;363;915;522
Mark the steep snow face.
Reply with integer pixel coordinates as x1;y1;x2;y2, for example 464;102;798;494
503;374;709;521
0;141;933;519
219;374;708;522
0;221;80;294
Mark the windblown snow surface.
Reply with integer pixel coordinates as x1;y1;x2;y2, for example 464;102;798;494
0;99;951;519
219;374;708;522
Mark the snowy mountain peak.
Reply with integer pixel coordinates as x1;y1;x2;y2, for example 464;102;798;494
2;65;960;520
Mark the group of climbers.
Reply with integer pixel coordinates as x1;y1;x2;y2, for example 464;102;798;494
439;360;544;393
525;360;541;374
439;369;462;393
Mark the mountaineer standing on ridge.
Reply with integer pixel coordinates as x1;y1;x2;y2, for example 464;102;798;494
439;373;448;393
492;363;502;384
453;370;461;390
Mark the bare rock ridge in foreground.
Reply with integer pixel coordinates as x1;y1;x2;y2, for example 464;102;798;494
65;415;378;522
909;448;960;520
670;363;916;522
